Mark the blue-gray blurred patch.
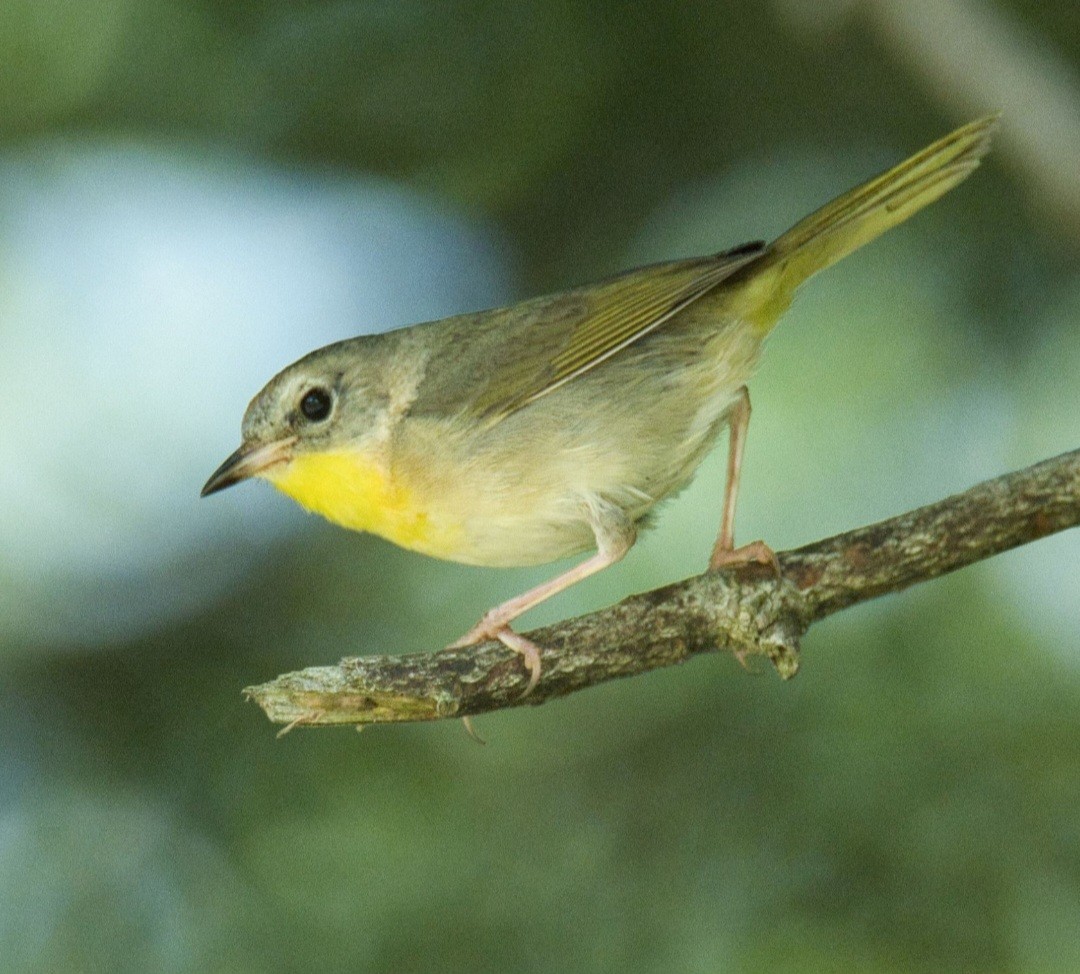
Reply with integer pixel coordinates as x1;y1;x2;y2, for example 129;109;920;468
0;142;511;649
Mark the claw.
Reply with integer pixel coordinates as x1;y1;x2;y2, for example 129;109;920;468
461;716;487;744
494;627;543;695
448;622;543;696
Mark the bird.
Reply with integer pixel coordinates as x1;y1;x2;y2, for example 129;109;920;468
203;115;997;693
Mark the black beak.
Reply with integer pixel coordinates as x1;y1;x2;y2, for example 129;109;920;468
201;439;295;497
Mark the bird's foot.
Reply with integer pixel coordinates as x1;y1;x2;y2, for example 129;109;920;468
709;540;779;673
708;539;780;575
448;619;543;696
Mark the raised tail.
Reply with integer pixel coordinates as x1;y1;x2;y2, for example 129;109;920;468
728;115;999;332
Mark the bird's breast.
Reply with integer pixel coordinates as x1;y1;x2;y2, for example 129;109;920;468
263;450;465;558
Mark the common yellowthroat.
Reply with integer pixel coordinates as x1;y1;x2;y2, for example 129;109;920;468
203;117;997;692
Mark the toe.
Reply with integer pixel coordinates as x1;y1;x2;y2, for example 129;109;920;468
709;540;780;575
446;619;543;695
494;628;543;696
447;619;494;650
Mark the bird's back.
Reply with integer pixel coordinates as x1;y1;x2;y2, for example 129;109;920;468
385;259;765;566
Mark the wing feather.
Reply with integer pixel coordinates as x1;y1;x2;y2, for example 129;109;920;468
474;243;766;419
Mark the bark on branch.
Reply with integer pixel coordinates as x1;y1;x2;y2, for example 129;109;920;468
245;448;1080;731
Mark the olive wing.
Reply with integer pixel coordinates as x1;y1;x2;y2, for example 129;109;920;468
469;244;766;421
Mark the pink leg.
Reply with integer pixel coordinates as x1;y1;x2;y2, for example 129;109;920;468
708;386;778;573
449;498;635;695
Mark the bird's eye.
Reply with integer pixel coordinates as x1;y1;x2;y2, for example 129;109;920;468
299;387;333;422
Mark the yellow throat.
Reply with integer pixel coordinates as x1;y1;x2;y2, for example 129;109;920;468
264;450;460;558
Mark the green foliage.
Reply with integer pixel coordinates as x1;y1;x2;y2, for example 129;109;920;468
0;0;135;131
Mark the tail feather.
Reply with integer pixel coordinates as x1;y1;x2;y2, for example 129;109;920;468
729;115;999;331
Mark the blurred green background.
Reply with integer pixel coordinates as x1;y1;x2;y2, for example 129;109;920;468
2;1;1079;971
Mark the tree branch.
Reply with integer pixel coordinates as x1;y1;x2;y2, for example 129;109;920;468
245;448;1080;731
